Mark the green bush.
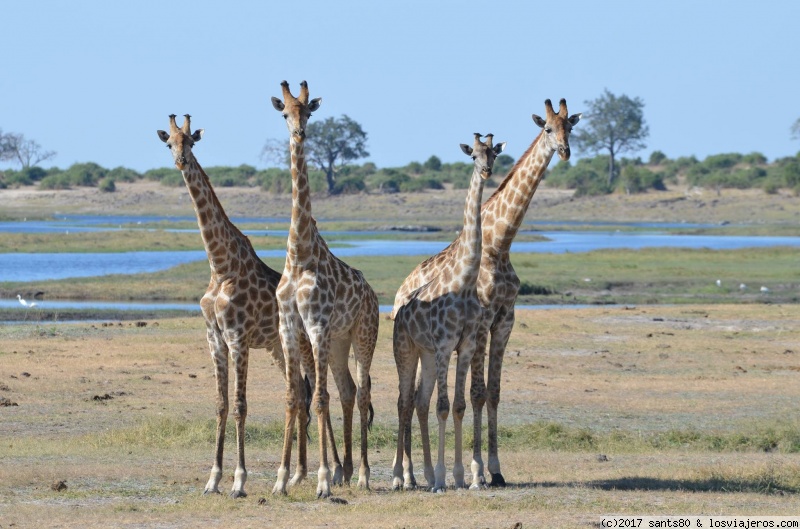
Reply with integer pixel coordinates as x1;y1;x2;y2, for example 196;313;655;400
331;175;366;195
63;162;107;186
39;173;72;190
107;166;141;182
98;177;116;192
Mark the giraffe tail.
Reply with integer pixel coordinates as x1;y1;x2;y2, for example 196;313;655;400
367;375;374;431
304;374;312;440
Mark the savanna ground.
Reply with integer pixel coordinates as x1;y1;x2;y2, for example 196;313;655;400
2;305;800;528
1;182;800;527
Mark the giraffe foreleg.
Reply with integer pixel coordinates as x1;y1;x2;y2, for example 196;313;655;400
452;338;477;490
487;312;514;487
204;331;228;496
227;338;249;498
353;295;378;490
274;314;303;495
469;325;490;490
432;349;450;493
308;326;333;499
415;353;437;489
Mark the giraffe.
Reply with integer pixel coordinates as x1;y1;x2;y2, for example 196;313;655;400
157;114;317;498
392;99;581;489
392;133;506;492
271;81;379;498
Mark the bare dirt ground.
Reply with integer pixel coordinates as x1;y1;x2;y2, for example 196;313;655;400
2;181;799;227
1;304;799;527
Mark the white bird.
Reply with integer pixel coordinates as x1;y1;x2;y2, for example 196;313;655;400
716;279;722;287
17;294;37;308
739;283;747;291
760;286;770;293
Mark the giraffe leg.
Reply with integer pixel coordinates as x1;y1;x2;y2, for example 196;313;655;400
415;353;436;489
291;335;315;487
432;349;450;493
487;311;514;487
289;373;311;487
228;338;249;498
452;339;476;490
274;314;303;495
204;331;228;496
352;298;377;490
308;326;333;499
392;339;417;491
469;324;490;490
328;338;355;486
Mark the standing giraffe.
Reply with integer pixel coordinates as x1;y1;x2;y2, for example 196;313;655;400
157;114;317;498
392;99;581;488
393;134;506;492
271;81;379;498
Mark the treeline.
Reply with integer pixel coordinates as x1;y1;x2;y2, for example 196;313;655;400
1;150;800;196
548;151;800;196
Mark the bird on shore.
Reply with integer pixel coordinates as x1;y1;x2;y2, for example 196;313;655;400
17;294;38;308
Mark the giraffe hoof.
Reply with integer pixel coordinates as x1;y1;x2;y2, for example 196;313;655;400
229;490;247;499
203;488;221;495
489;473;507;488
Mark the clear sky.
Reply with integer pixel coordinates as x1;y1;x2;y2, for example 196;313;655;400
2;0;799;173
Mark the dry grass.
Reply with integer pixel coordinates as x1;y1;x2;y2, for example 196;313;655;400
1;304;800;527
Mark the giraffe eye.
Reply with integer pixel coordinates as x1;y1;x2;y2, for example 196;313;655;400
166;143;171;149
282;114;288;120
545;128;552;134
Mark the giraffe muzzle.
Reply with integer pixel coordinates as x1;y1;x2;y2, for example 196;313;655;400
293;129;306;140
558;146;571;160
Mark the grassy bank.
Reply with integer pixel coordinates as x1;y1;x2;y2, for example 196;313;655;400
3;246;798;307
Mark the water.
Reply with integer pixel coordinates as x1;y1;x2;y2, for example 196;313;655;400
3;232;800;283
2;215;798;317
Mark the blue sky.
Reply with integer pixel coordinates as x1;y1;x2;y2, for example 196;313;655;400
2;0;799;173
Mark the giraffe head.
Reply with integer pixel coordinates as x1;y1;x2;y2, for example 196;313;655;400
271;80;322;142
531;99;581;161
460;133;506;179
157;114;204;171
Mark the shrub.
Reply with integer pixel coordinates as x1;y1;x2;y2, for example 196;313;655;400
423;155;442;172
648;150;667;165
331;175;366;195
107;166;141;182
39;173;72;190
63;162;107;186
98;177;116;192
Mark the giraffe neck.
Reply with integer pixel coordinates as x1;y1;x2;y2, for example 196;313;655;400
452;164;487;286
181;156;239;276
286;138;315;264
481;133;554;256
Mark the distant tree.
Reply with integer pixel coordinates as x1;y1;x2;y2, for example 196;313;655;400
791;118;800;141
572;89;649;188
260;137;290;168
423;155;442;172
304;115;369;193
0;131;56;169
648;150;667;165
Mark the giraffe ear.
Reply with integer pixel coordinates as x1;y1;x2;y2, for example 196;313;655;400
569;113;582;126
532;114;547;128
192;129;204;142
460;144;473;156
157;130;170;143
271;97;285;112
493;142;506;155
309;97;322;112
